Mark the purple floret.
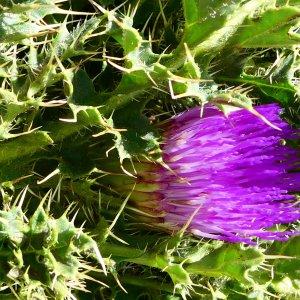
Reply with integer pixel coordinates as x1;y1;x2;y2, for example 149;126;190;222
141;104;300;244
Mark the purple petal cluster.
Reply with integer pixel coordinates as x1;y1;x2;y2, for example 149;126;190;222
136;104;300;243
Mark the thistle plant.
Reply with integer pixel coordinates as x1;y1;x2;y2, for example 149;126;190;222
0;0;299;299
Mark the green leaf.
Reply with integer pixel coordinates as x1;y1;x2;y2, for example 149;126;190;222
0;131;53;163
184;241;224;264
181;1;300;57
0;156;34;183
58;138;95;179
269;236;300;297
0;13;40;43
27;58;62;99
0;207;27;245
0;88;40;130
186;244;265;284
112;101;161;163
182;0;240;47
70;70;99;106
272;277;300;298
53;17;104;60
230;6;300;48
104;10;143;55
269;237;300;280
61;69;110;127
221;74;295;103
217;50;299;104
0;191;106;299
180;0;266;55
0;2;62;43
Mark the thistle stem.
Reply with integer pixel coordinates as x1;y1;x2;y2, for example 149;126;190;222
100;243;171;269
120;275;176;293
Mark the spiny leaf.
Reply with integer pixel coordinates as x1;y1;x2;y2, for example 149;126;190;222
112;101;161;164
230;6;300;48
53;17;104;60
186;244;265;285
0;132;53;163
0;190;106;299
0;1;62;43
217;49;299;105
181;0;267;55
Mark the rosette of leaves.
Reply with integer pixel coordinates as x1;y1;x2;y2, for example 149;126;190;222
0;189;106;299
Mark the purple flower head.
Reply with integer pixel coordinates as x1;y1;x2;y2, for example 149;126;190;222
129;104;300;244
